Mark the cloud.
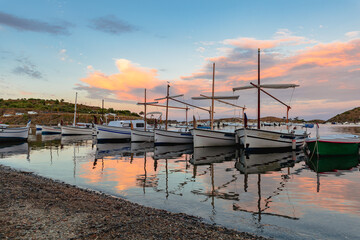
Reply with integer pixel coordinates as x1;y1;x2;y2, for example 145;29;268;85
59;49;68;61
89;15;137;35
223;29;316;49
182;33;360;120
0;11;72;35
12;57;44;80
345;31;360;38
196;47;205;53
78;59;164;102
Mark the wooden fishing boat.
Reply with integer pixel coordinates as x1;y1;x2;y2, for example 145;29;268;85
42;125;61;134
236;128;307;152
131;90;161;142
152;84;204;145
61;124;93;135
0;121;31;142
61;93;93;135
233;48;306;152
305;134;360;156
154;129;193;145
96;120;145;142
191;128;236;147
191;63;242;147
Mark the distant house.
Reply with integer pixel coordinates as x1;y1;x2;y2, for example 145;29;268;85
3;114;12;117
15;112;24;116
28;111;38;115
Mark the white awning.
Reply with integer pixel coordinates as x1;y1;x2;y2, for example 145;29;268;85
191;95;240;100
233;83;299;91
137;101;159;105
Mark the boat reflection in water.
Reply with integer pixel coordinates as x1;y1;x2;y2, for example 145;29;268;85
190;146;238;213
0;142;29;159
306;154;359;173
95;142;131;160
234;150;304;222
131;142;154;155
42;134;61;142
61;135;93;145
235;150;300;175
190;146;236;165
306;154;360;192
153;144;193;160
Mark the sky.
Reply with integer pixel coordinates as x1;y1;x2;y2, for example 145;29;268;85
1;0;360;121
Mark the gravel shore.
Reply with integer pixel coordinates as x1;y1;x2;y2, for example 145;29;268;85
0;165;268;240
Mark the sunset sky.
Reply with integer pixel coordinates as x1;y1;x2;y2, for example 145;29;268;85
1;0;360;121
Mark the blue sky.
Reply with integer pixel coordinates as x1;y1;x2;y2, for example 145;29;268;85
1;0;360;121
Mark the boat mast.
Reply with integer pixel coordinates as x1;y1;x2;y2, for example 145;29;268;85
73;92;78;126
257;48;261;130
144;88;147;131
211;63;215;130
165;84;170;131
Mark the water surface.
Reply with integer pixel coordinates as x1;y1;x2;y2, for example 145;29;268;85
1;124;359;240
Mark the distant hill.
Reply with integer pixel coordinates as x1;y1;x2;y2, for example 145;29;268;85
0;98;140;125
327;107;360;123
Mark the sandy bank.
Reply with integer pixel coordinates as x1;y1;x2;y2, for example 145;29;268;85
0;165;267;239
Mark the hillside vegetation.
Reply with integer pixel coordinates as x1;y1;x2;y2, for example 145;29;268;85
0;98;140;125
327;107;360;123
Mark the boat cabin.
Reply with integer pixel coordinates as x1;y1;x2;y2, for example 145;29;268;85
108;120;145;129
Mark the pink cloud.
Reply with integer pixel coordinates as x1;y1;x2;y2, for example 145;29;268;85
80;59;165;101
181;37;360;120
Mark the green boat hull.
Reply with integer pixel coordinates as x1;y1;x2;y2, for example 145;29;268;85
306;141;359;156
306;154;359;173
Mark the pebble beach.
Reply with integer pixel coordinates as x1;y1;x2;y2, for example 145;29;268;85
0;165;267;239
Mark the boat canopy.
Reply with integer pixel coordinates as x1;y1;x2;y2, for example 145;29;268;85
233;83;299;91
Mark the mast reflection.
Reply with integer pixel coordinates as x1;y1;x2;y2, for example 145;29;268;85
234;149;301;223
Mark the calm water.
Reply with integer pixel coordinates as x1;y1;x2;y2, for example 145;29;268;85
1;124;359;240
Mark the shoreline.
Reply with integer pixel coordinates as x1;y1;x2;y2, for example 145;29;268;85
0;164;267;239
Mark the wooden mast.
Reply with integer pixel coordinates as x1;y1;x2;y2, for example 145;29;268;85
211;63;215;130
165;84;170;131
144;88;147;131
257;48;261;129
73;92;78;126
250;82;292;123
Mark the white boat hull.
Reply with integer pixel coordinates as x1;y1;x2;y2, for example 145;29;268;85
131;129;154;142
41;126;62;134
192;129;235;147
0;127;29;142
61;125;93;135
154;129;193;145
96;125;132;141
236;128;306;152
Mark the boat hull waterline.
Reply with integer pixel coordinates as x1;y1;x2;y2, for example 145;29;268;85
61;125;93;135
154;129;193;145
306;138;360;156
41;126;62;135
96;125;132;141
236;128;306;152
0;127;29;142
192;128;235;147
131;129;154;142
